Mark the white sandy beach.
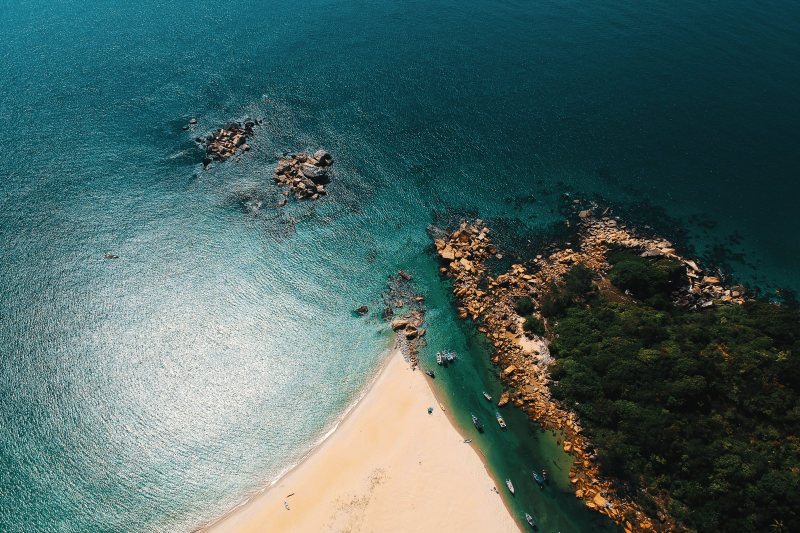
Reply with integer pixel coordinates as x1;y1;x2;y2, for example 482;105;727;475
204;348;521;533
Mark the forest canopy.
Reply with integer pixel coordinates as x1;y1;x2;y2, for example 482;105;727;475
543;258;800;532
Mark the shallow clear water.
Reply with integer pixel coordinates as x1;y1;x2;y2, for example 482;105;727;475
1;0;798;531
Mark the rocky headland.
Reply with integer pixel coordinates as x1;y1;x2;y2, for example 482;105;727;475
272;150;333;202
432;213;751;533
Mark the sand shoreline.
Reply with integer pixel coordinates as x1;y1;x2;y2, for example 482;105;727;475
199;346;398;528
202;346;521;533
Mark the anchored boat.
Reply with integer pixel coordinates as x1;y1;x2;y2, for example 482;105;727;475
482;391;492;401
425;369;435;379
496;411;506;428
506;478;515;495
525;512;536;528
542;470;548;484
436;352;442;365
532;471;544;487
471;413;484;432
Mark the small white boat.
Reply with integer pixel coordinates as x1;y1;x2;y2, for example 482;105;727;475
525;512;536;528
496;411;506;428
436;352;442;365
506;479;515;495
483;391;492;401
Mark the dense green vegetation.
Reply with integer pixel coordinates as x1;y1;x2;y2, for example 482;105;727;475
607;247;683;308
540;264;597;317
523;315;545;336
517;296;546;335
516;296;535;315
541;258;800;532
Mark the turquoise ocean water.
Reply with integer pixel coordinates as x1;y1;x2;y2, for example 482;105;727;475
1;1;798;531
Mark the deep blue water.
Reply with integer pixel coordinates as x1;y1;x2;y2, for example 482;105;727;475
1;0;799;531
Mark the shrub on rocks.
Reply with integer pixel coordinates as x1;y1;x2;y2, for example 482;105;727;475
523;315;545;336
516;296;535;315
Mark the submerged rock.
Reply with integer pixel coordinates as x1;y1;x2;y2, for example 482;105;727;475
355;305;369;316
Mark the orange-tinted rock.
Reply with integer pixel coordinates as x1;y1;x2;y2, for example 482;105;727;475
497;390;510;407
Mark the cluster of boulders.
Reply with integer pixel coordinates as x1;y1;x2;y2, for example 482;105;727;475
197;120;259;168
433;217;697;533
381;271;426;365
272;150;333;202
433;220;498;320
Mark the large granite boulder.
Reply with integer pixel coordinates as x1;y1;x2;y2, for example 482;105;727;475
391;319;410;330
301;163;330;183
497;390;510;407
313;149;333;166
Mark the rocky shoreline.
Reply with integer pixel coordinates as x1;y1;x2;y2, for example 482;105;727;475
432;213;750;532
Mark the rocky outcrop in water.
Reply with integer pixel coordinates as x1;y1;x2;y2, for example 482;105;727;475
197;120;259;167
273;150;333;201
